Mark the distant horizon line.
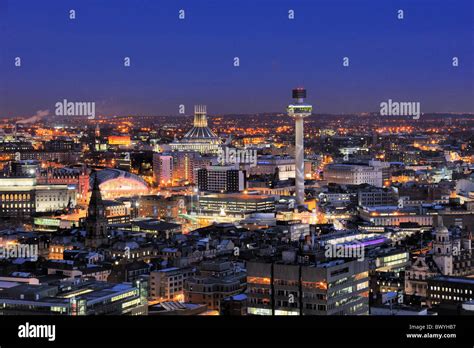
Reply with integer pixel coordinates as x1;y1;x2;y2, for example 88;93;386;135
3;111;474;120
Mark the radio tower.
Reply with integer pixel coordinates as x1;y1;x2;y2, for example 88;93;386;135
287;88;312;206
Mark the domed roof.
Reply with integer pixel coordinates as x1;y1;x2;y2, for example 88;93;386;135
434;225;449;234
434;216;449;234
91;169;147;188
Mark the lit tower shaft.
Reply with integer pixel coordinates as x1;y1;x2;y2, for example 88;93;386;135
287;88;312;206
194;105;208;127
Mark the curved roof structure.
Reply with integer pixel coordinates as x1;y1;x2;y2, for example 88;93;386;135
92;169;147;186
91;169;148;199
184;125;218;140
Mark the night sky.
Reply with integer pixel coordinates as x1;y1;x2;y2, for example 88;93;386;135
1;0;473;117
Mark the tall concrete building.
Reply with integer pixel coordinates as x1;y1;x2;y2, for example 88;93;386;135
247;257;369;315
287;88;312;206
153;151;210;186
153;153;174;186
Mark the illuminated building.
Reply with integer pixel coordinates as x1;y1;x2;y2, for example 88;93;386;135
114;219;182;237
427;276;474;308
115;153;132;171
275;219;310;241
184;260;246;311
398;182;451;206
92;169;148;199
248;155;301;181
359;206;433;227
37;167;89;204
369;249;409;298
402;151;421;165
404;255;442;299
247;184;294;196
93;137;108;152
44;138;80;152
170;105;221;155
0;141;34;152
318;190;353;207
0;177;77;218
106;241;153;262
13;151;81;163
242;137;266;146
35;217;80;232
357;186;399;207
405;221;473;300
103;200;132;224
247;257;369;315
35;199;131;232
45;260;111;282
287;88;312;206
136;195;186;220
153;153;173;185
10;160;39;177
432;219;473;277
152;151;209;186
48;243;74;260
149;267;195;302
198;193;275;218
372;250;410;273
390;171;415;183
171;151;210;185
35;185;77;213
324;161;389;188
108;135;131;146
0;279;148;315
197;165;246;193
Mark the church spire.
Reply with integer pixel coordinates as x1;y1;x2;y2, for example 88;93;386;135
85;171;108;248
88;173;105;218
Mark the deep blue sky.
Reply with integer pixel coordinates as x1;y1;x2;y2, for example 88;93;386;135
1;0;473;117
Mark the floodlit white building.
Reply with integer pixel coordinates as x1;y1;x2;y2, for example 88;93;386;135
0;177;77;217
324;161;389;188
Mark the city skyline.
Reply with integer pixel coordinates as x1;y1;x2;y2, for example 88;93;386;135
1;0;473;117
0;1;473;344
